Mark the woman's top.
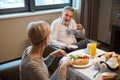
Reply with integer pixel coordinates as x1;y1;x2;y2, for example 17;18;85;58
20;46;55;80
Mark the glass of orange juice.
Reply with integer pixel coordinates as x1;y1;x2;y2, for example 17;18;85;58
90;42;97;57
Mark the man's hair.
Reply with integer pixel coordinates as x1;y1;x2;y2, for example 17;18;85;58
62;6;75;14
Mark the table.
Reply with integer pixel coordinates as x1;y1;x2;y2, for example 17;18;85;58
60;48;106;80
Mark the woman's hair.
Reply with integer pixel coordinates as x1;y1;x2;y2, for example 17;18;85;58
27;21;50;45
62;6;75;14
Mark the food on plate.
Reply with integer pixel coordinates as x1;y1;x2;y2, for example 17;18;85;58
104;52;118;61
69;54;89;66
102;72;117;80
106;57;119;69
100;52;120;70
74;58;89;66
105;52;113;61
95;72;117;80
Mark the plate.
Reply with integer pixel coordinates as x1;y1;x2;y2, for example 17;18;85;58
73;58;93;68
67;50;89;57
68;45;78;49
67;51;93;68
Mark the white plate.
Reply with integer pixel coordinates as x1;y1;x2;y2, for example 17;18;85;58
73;58;93;68
68;45;78;49
67;50;89;57
67;51;93;68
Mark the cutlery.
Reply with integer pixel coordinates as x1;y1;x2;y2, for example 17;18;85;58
97;53;105;57
94;70;100;78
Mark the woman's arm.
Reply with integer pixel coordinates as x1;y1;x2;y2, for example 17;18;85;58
59;59;73;80
44;49;66;67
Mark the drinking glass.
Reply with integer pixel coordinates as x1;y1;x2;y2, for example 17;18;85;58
90;42;97;57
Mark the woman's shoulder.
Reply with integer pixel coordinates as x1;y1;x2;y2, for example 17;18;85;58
23;57;43;70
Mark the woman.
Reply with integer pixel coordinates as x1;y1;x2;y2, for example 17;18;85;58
20;21;73;80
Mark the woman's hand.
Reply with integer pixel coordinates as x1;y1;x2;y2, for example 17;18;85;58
61;59;73;67
49;49;67;57
59;59;73;76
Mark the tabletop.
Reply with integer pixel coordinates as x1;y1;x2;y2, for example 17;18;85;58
60;48;106;80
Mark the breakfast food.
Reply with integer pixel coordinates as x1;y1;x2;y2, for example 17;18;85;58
105;52;118;61
70;54;89;66
105;52;113;61
102;72;117;80
102;52;120;70
74;58;89;66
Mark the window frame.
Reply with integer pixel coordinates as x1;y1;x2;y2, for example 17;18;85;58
0;0;72;14
0;0;29;14
33;0;72;11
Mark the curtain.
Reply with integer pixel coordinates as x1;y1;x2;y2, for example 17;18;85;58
80;0;100;40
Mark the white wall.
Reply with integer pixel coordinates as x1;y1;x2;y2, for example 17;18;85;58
0;11;61;63
0;0;82;63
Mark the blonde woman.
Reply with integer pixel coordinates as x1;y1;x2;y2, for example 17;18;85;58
20;21;73;80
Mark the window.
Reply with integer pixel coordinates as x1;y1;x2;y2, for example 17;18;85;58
0;0;25;9
0;0;72;14
35;0;70;6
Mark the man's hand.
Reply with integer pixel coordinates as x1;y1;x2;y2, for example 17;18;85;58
77;24;83;30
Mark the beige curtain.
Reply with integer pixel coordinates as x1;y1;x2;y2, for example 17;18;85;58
80;0;100;40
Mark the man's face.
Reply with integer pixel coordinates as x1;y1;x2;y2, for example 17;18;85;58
62;10;74;26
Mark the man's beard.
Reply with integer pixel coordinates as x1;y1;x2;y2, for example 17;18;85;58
64;20;70;26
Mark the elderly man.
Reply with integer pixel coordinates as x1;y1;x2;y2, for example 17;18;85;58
50;6;89;53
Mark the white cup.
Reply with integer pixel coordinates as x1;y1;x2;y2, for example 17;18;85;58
100;63;107;72
93;58;100;70
86;43;91;53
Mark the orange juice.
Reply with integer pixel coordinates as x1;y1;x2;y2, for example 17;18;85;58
90;43;97;57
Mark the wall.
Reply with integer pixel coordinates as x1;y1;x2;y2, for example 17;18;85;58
97;0;120;44
97;0;112;44
0;12;61;63
0;0;82;63
110;0;120;27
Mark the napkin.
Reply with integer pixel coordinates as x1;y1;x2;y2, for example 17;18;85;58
106;57;119;69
